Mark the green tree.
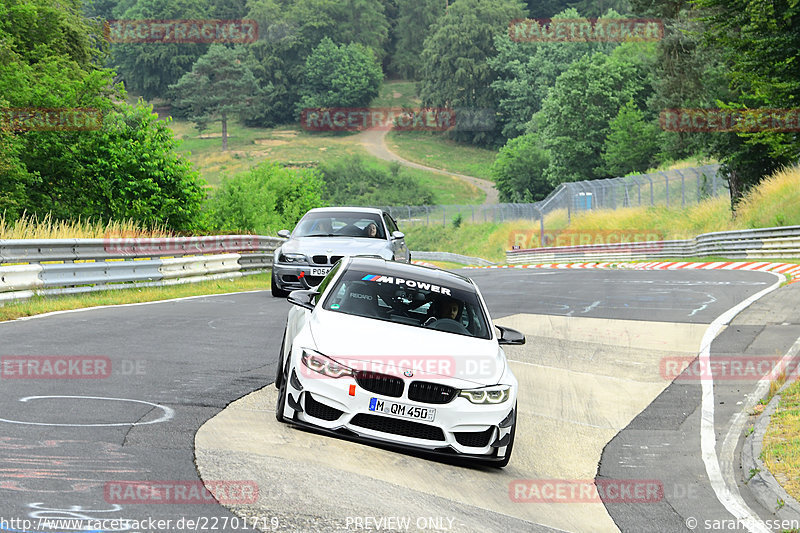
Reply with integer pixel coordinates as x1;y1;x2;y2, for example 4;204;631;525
491;133;551;202
389;0;445;79
206;161;325;234
418;0;527;145
170;44;261;151
111;0;211;100
245;0;389;126
297;38;383;112
69;101;206;230
537;44;656;185
490;8;618;140
693;0;800;207
601;100;660;175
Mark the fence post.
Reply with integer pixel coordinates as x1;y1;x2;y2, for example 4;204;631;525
659;171;670;206
471;205;475;223
694;168;701;202
425;205;430;225
676;169;686;207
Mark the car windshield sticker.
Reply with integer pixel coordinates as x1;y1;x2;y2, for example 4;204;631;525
361;274;452;296
331;304;340;309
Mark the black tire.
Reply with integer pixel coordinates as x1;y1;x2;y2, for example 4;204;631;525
493;404;517;468
271;272;289;297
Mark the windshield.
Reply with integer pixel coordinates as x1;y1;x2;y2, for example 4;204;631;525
293;212;385;239
322;269;491;339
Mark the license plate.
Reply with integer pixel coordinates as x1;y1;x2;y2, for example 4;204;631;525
310;267;331;276
369;398;435;422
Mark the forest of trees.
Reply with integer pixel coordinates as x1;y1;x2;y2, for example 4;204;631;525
1;0;797;232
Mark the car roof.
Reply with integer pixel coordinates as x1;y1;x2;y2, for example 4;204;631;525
305;207;384;215
345;257;477;293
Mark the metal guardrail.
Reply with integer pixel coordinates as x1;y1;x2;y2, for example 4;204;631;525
506;225;800;264
0;235;284;302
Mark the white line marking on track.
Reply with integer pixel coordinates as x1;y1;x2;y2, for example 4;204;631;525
698;271;783;533
0;395;175;427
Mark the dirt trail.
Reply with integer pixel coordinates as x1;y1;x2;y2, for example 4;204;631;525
357;127;499;205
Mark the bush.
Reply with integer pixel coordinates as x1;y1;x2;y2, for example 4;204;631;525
205;161;326;234
491;133;551;202
319;156;435;206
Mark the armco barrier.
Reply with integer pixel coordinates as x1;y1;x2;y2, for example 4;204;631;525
507;225;800;264
0;235;284;303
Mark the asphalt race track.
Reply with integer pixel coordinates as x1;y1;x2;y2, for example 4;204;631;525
0;268;796;533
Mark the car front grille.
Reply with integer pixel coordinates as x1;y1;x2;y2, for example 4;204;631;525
408;381;457;404
355;371;404;398
304;394;343;421
312;255;328;265
350;413;445;441
454;427;495;447
331;255;343;265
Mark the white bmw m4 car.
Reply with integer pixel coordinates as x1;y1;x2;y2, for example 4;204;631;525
274;256;524;467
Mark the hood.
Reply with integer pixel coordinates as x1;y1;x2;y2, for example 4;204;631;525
279;237;390;258
308;310;504;388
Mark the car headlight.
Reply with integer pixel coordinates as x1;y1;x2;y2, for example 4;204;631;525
301;349;353;379
458;385;511;404
279;253;309;265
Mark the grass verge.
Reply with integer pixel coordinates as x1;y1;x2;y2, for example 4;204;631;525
0;273;271;322
762;376;800;502
385;130;497;181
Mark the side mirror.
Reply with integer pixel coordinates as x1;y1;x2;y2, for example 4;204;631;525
277;229;290;239
288;289;318;310
496;325;525;345
391;231;405;240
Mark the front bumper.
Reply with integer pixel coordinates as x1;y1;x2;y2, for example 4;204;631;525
272;264;330;291
279;363;516;461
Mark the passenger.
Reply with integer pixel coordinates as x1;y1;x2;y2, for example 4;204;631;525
364;222;378;238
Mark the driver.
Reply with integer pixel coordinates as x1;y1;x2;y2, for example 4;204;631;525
437;297;460;320
364;222;378;238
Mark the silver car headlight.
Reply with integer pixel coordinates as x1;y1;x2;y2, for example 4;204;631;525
279;253;309;265
301;349;353;379
459;385;511;404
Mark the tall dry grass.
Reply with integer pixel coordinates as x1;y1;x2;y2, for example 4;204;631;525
0;213;172;240
736;165;800;228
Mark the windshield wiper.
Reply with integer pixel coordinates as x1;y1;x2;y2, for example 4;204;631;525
304;233;338;237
